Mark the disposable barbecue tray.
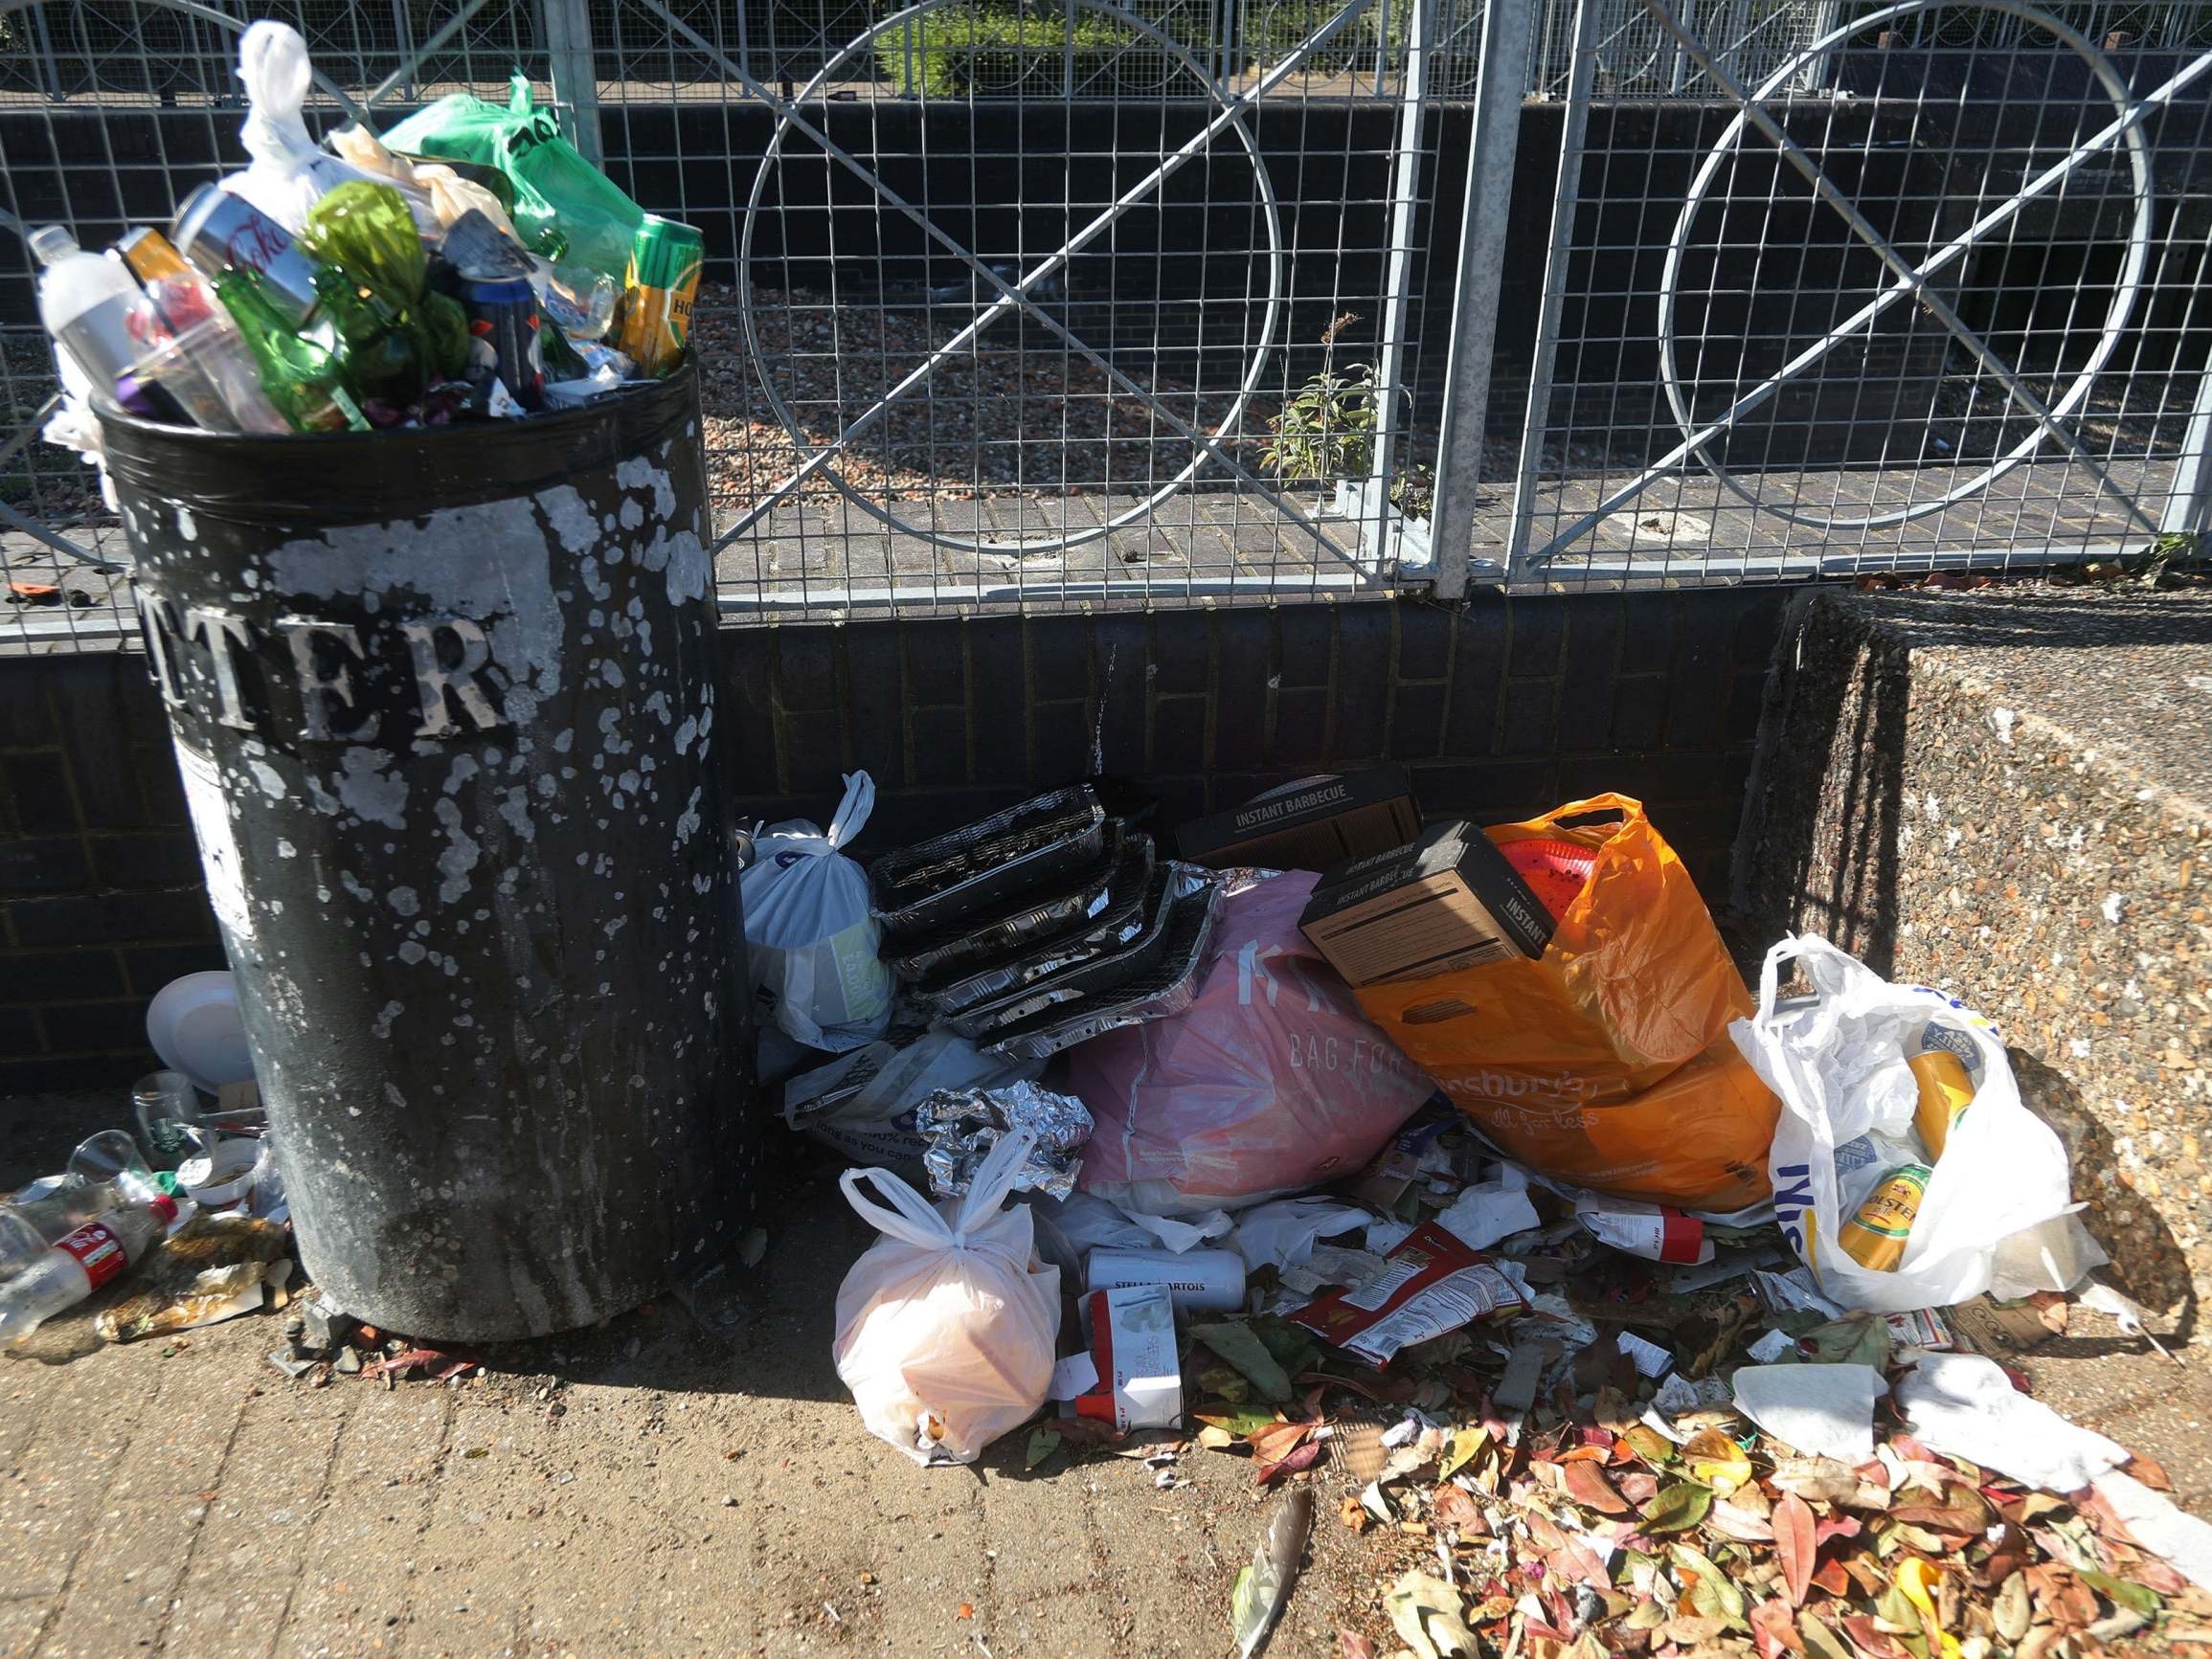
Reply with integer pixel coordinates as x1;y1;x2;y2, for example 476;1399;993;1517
881;818;1134;983
975;873;1223;1060
869;785;1106;937
904;831;1158;1016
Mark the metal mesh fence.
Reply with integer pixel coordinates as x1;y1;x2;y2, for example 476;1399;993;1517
596;0;1454;617
0;0;2208;644
1499;0;2212;587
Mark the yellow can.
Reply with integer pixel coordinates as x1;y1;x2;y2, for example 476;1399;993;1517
1907;1046;1975;1162
1838;1163;1930;1272
612;215;703;378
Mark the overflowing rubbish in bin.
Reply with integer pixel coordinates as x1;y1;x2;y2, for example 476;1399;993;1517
750;771;2212;1652
34;20;700;486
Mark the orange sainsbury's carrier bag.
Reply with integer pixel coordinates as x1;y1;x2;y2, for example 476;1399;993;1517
1352;796;1778;1211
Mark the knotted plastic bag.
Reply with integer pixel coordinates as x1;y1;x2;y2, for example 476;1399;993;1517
1353;795;1778;1211
738;773;894;1052
832;1132;1062;1466
1070;871;1436;1216
222;21;379;232
327;123;515;241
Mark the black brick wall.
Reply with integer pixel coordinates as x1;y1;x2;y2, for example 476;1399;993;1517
722;589;1788;893
0;588;1789;1092
0;652;228;1095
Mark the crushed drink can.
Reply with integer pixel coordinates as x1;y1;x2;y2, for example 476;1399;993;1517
170;183;322;330
460;274;545;411
612;214;702;377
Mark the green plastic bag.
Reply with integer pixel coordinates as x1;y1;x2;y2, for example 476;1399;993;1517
381;75;643;283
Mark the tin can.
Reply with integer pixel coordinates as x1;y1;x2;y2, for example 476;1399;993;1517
613;215;703;377
460;274;546;410
1837;1163;1930;1272
170;184;322;330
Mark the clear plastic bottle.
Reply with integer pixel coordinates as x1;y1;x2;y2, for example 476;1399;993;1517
0;1193;178;1347
30;224;165;395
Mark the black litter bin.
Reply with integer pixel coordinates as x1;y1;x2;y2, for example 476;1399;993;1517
102;364;755;1342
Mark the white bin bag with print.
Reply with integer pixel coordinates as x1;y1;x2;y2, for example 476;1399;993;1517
1731;934;2073;1312
740;772;893;1051
833;1132;1062;1466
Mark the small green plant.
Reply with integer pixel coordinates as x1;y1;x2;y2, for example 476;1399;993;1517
1261;312;1431;520
1261;311;1380;484
2140;530;2196;588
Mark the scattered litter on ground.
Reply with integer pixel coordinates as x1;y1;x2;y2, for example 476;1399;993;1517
789;781;2212;1651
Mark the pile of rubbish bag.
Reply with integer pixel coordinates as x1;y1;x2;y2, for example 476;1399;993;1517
765;767;2212;1652
0;977;470;1385
37;22;698;483
1;1032;290;1352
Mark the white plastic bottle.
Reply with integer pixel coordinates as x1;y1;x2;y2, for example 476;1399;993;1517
30;224;161;393
0;1193;177;1347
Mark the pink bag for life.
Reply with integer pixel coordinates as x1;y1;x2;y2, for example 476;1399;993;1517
1069;872;1437;1215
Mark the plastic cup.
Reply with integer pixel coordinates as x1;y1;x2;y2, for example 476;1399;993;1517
132;1069;204;1169
131;317;289;436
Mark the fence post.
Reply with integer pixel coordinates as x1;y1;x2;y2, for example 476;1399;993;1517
1421;0;1537;597
2160;351;2212;544
1367;0;1433;579
1503;0;1596;579
543;0;605;168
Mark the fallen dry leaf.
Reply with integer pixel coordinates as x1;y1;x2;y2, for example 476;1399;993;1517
1432;1484;1484;1533
1385;1569;1479;1659
1770;1458;1862;1506
1340;1492;1370;1534
1772;1492;1817;1608
1709;1495;1777;1543
1750;1598;1802;1657
1641;1481;1713;1534
2125;1454;2173;1492
1254;1439;1324;1488
1563;1460;1631;1515
1247;1421;1313;1467
1682;1426;1753;1495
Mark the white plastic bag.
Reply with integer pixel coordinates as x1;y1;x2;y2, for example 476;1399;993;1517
832;1132;1061;1466
740;773;893;1052
223;22;378;232
1731;935;2072;1312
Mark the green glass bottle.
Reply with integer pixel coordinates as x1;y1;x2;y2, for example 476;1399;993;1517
212;270;364;434
300;183;438;408
311;268;429;410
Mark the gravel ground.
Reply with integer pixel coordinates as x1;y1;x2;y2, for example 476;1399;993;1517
691;283;1350;515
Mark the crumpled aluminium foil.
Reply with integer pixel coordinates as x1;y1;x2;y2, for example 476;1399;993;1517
916;1082;1094;1201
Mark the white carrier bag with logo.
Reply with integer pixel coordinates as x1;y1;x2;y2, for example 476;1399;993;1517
740;772;893;1051
1730;934;2072;1312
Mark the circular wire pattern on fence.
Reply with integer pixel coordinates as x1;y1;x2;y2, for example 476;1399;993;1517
735;0;1289;557
1655;0;2155;532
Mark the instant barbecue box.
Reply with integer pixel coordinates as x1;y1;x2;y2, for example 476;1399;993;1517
1173;767;1421;872
1298;818;1553;987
